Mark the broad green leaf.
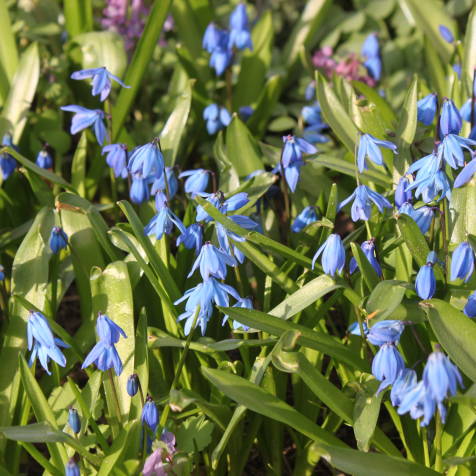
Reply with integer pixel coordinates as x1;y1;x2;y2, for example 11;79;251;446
0;423;66;444
313;442;441;476
91;261;135;420
130;311;149;419
160;79;193;166
225;116;263;177
425;299;476;383
64;0;93;37
366;280;410;321
175;416;214;453
316;72;358;153
396;214;430;267
351;242;380;291
269;275;341;320
220;307;369;371
449;177;476;245
0;0;19;100
71;133;87;197
462;8;476;94
0;207;54;435
213;131;240;193
202;367;345;447
352;81;396;127
0;43;40;142
112;0;172;140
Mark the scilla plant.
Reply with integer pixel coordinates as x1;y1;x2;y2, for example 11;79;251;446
2;0;476;475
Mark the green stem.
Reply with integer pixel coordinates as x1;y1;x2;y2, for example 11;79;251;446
434;411;443;472
108;369;122;431
422;425;430;467
225;67;233;111
50;253;58;318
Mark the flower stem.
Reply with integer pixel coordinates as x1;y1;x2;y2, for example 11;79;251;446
434;411;443;472
225;68;233;111
422;425;430;467
50;253;59;318
107;368;122;432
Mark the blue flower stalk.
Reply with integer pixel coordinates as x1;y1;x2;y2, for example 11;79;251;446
60;105;108;145
357;133;397;173
338;185;392;222
68;408;81;435
371;343;405;394
312;234;345;277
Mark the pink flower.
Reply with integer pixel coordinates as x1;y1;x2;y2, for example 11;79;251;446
143;448;167;476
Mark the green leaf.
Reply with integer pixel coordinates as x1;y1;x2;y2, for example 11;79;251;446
0;43;40;142
202;366;345;447
0;0;19;100
269;275;341;320
130;311;149;419
425;299;476;383
462;8;476;93
0;423;67;444
160;79;193;166
71;133;88;197
175;416;214;453
90;261;135;420
351;81;396;127
225;116;263;177
219;307;369;371
366;280;410;321
112;0;172;141
64;0;93;37
396;214;430;268
350;242;380;291
316;72;358;153
449;177;476;245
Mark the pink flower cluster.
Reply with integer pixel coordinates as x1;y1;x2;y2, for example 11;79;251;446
142;431;177;476
312;46;376;87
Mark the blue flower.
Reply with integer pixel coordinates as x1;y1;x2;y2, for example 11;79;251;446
305;81;316;101
439;25;454;43
439;134;476;169
102;144;128;179
357;133;397;173
130;176;150;204
0;265;4;281
366;320;405;346
349;239;382;276
372;343;405;393
203;25;233;76
451;242;474;282
415;263;436;300
128;140;164;180
203;104;232;135
423;349;463;422
176;223;203;254
127;374;139;397
395;177;412;208
390;369;417;407
179;169;210;196
338;185;392;221
203;23;224;53
460;98;476;122
312;233;345;276
417;93;438;126
439;98;462;137
454;158;476;188
151;166;178;198
81;313;127;376
144;205;186;240
27;311;68;374
239;106;253;121
60;105;108;145
195;191;249;222
348;321;368;336
66;459;80;476
228;3;253;50
142;396;159;432
0;134;18;180
397;380;436;426
49;226;68;254
403;204;434;234
70;66;130;101
68;408;80;434
222;297;253;331
281;135;317;168
464;290;476;317
361;33;381;80
301;103;323;125
188;242;236;280
291;206;318;232
36;150;53;169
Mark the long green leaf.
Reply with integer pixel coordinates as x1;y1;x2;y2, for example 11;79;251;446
351;242;380;291
463;8;476;94
0;0;19;100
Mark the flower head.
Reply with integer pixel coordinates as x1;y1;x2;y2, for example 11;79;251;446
366;320;405;346
397;380;435;426
127;374;139;397
36;150;53;169
291;206;318;233
0;133;18;180
65;459;80;476
49;226;68;254
361;33;381;80
0;265;4;281
454;158;476;188
390;369;417;407
70;66;130;101
439;98;462;137
142;396;159;432
349;239;382;276
439;134;476;169
128;141;164;180
102;144;128;179
222;297;253;331
417;93;438;126
357;133;397;173
188;243;236;280
312;233;345;277
60;105;108;145
203;104;231;134
130;176;150;204
68;408;80;434
144;205;186;240
394;177;412;208
281;135;317;168
179;169;210;196
451;242;474;282
338;185;392;221
176;223;203;254
399;203;435;234
439;25;454;43
371;343;405;394
228;3;252;50
464;290;476;317
203;23;224;52
415;263;436;300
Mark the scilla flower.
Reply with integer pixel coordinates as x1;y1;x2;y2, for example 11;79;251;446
36;150;53;169
291;206;318;232
179;169;210;196
102;144;128;179
0;133;18;180
129;176;150;204
82;313;127;375
151;167;178;198
49;226;68;254
464;290;476;317
65;459;80;476
439;134;476;169
398;202;435;234
203;104;232;135
228;3;253;51
366;320;405;346
70;66;130;101
450;241;474;282
371;343;405;394
68;408;80;434
176;223;203;254
203;23;224;53
394;177;412;208
338;185;392;221
361;33;381;81
439;98;462;137
357;133;397;173
128;140;164;180
60;105;108;145
390;369;417;407
454;157;476;188
144;203;186;240
27;311;68;374
0;265;4;281
349;239;382;276
439;25;454;43
312;233;345;276
417;93;438;126
142;396;159;432
415;263;436;300
397;380;435;426
127;374;139;397
222;297;253;331
281;135;317;168
188;243;237;280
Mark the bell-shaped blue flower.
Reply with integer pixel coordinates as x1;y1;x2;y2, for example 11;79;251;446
451;241;474;282
96;312;127;345
68;408;80;434
367;320;405;346
27;311;68;374
0;133;17;180
36;150;53;169
291;206;318;232
144;204;186;240
439;25;454;43
415;263;436;299
338;185;392;222
222;297;253;331
151;166;178;198
281;135;317;168
439;134;476;169
301;103;323;125
399;203;435;234
357;133;397;173
102;144;128;179
417;93;438;126
397;380;436;426
128;140;164;180
347;321;368;336
66;459;80;476
203;23;224;53
49;226;68;254
372;343;405;393
130;176;150;204
188;242;236;280
127;374;139;397
176;223;203;254
464;290;476;317
142;396;159;432
60;105;108;145
349;239;382;276
228;3;253;51
203;104;231;135
390;369;417;407
312;233;345;276
305;81;316;101
460;98;476;122
395;177;412;208
179;169;210;196
195;191;249;222
439;98;462;137
0;265;4;281
454;157;476;188
361;33;381;80
71;66;130;101
239;105;253;121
